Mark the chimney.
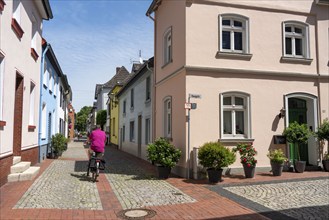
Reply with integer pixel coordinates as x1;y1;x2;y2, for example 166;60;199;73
116;67;121;74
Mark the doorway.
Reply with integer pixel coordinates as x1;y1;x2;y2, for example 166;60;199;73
13;73;23;156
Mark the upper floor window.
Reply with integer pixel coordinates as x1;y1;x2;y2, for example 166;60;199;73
49;68;53;92
60;87;63;107
130;88;134;109
13;0;21;24
43;61;48;87
0;55;4;121
146;76;151;101
164;97;172;138
163;27;172;65
283;21;310;59
219;14;250;54
221;92;251;139
123;100;126;115
31;14;37;50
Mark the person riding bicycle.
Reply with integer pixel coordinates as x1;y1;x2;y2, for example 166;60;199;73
89;125;106;158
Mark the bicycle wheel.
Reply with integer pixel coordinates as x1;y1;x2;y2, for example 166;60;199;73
87;160;91;177
93;162;99;182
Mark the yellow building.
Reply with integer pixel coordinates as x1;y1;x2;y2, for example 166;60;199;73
109;85;122;146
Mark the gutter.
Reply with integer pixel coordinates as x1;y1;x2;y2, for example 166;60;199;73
38;42;50;162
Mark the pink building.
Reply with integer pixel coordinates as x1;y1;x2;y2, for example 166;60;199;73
147;0;329;178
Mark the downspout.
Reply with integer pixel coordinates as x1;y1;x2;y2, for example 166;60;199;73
38;43;50;162
147;13;156;142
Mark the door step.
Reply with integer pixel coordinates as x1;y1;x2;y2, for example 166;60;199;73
8;166;40;182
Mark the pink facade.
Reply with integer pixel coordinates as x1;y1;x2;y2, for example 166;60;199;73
148;0;329;177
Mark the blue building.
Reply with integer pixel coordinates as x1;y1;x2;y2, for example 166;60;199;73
38;39;64;162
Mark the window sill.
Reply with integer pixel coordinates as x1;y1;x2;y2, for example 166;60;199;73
145;99;151;105
280;56;313;65
11;18;24;39
31;48;39;61
219;138;254;143
0;120;6;127
0;0;6;12
161;60;173;69
28;125;36;132
216;51;252;60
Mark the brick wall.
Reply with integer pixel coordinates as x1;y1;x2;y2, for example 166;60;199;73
21;147;39;165
0;155;13;187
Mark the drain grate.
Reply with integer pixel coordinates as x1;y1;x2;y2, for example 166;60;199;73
117;208;156;219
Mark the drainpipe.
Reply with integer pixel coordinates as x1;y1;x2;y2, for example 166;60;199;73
38;43;50;162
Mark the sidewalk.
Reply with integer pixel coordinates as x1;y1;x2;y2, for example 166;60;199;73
1;140;328;220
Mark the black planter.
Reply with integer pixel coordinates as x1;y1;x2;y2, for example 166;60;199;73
294;160;306;173
243;163;255;178
270;161;284;176
157;166;171;179
207;168;223;183
322;160;329;172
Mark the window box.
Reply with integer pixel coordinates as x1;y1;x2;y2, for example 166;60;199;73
11;18;24;39
28;125;36;132
31;48;39;61
0;0;6;12
0;120;6;127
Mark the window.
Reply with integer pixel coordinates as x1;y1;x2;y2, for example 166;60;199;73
283;21;310;58
163;27;172;65
145;118;151;144
60;87;63;107
31;14;37;50
0;55;4;121
29;82;35;125
146;76;151;101
13;0;21;24
123;100;126;115
130;89;134;109
41;103;46;139
164;97;172;138
53;75;57;96
43;61;48;87
221;93;251;139
49;69;53;92
219;14;249;53
130;121;135;142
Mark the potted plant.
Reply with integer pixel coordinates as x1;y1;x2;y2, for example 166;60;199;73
51;133;68;158
146;137;181;179
283;122;312;173
233;143;257;178
267;149;287;176
198;142;236;183
316;119;329;171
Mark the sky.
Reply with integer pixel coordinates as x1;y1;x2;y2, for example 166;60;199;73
43;0;154;112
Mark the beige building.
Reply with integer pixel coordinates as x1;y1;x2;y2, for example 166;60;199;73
147;0;329;178
0;0;52;186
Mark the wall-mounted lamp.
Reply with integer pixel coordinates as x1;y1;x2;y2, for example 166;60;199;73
278;108;286;119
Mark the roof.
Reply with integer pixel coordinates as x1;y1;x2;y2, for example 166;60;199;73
34;0;53;20
146;0;162;16
42;39;64;78
117;57;154;98
94;66;130;99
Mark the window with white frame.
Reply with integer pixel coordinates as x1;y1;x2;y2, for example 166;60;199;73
221;93;251;139
145;118;151;144
29;82;35;125
13;0;21;24
163;27;172;65
283;21;310;58
219;14;249;53
31;14;37;50
0;55;4;121
130;89;134;109
43;61;47;87
41;103;47;139
146;76;151;101
164;97;172;138
130;121;135;142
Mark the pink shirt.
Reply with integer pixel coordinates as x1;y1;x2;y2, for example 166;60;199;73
89;128;106;153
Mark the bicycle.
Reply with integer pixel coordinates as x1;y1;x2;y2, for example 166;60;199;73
87;152;105;182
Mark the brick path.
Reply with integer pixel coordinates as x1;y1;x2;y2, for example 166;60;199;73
1;140;328;220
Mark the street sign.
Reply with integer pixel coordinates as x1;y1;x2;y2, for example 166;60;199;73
189;94;202;99
185;103;191;109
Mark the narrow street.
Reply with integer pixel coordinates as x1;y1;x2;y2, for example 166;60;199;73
1;140;328;220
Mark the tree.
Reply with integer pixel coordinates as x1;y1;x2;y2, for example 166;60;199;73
75;106;92;132
96;110;107;129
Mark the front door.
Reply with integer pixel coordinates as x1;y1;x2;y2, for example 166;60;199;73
288;98;308;163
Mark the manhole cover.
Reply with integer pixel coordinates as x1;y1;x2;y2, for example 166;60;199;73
117;208;156;219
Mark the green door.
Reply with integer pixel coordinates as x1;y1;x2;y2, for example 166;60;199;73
288;98;309;163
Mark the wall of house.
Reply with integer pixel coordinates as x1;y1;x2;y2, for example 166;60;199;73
0;0;45;186
154;0;186;83
119;70;153;161
110;86;121;146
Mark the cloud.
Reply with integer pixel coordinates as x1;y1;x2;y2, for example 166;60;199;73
43;1;154;112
